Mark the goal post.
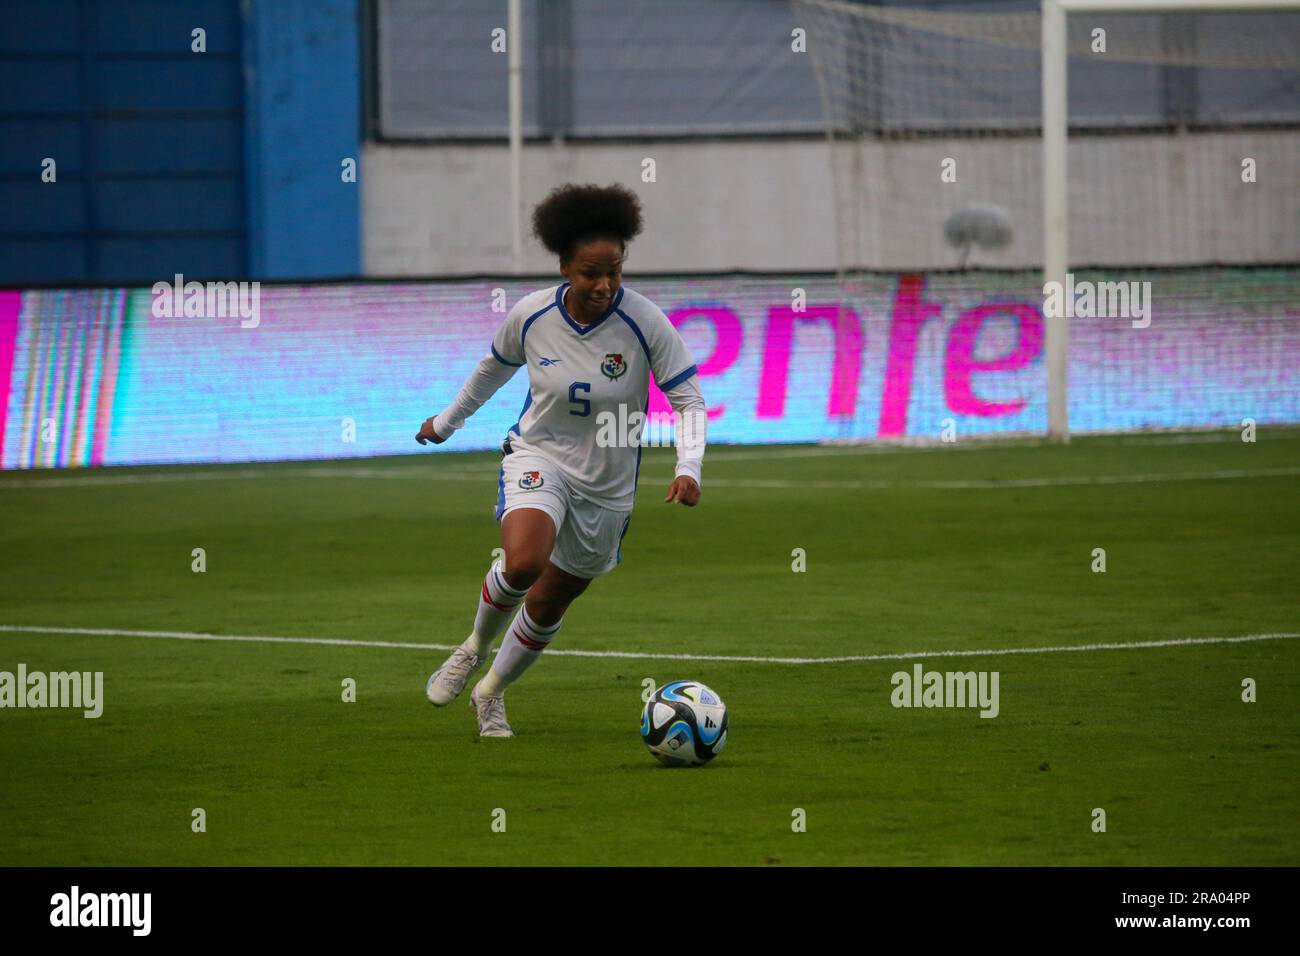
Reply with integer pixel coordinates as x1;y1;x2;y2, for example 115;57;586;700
796;0;1300;444
1042;0;1300;441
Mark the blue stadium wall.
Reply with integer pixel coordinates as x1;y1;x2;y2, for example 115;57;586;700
0;0;360;284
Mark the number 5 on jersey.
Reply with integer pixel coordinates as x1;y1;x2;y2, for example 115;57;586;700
568;381;592;417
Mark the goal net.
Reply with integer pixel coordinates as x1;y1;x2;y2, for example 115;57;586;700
793;0;1300;441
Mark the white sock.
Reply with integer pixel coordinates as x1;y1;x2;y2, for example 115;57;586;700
476;604;561;698
466;559;528;657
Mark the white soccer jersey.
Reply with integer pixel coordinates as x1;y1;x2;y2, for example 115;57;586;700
432;282;706;510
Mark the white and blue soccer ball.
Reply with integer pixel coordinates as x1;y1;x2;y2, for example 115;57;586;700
640;680;728;767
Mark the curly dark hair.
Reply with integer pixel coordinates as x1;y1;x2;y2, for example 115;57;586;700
531;183;643;264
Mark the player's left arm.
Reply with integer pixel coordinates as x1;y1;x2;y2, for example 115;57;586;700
662;374;705;506
648;311;705;507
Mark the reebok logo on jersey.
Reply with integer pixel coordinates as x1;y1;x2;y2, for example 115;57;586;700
538;356;562;366
601;353;627;380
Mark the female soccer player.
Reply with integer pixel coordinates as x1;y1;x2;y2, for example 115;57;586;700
415;183;707;737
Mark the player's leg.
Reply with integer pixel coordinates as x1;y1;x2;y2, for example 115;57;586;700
473;499;623;715
426;508;558;707
522;561;593;627
474;561;590;699
498;506;561;593
463;505;557;655
427;453;566;708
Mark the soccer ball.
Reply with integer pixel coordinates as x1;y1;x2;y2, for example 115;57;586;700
640;680;728;766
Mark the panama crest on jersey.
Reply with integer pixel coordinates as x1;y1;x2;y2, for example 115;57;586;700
600;352;627;381
518;470;544;490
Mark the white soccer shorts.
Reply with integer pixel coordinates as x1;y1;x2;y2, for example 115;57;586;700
495;448;632;579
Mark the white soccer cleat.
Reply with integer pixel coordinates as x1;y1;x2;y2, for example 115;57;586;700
470;685;514;738
426;644;484;707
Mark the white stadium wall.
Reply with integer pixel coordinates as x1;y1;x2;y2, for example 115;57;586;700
362;131;1300;276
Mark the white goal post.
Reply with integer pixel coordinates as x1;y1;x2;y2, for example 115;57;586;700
1041;0;1300;442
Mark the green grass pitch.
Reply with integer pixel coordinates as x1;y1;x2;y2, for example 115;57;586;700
1;429;1297;866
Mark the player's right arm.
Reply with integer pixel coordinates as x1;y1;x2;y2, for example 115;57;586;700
416;302;528;446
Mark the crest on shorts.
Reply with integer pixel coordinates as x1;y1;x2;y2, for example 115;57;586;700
518;470;544;490
600;352;627;380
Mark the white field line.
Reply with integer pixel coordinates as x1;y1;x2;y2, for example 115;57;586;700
713;430;1262;461
0;466;487;489
2;465;1298;491
705;466;1300;490
5;428;1296;489
0;624;1295;666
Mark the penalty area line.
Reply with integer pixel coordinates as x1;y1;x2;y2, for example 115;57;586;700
0;624;1296;665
